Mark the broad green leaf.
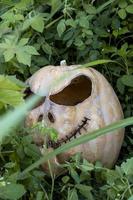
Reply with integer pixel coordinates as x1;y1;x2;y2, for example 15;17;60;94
76;184;93;200
0;37;39;66
0;75;24;108
24;45;39;55
16;50;31;66
118;9;127;19
0;75;23;91
62;176;70;183
0;183;26;200
31;15;44;33
121;75;133;87
0;89;24;107
15;0;34;10
126;5;133;13
119;0;128;8
84;4;97;14
51;0;62;17
121;158;133;175
42;43;52;55
3;49;15;62
1;11;24;23
80;159;94;172
65;19;76;27
57;20;66;37
18;38;29;46
79;16;89;28
22;18;31;30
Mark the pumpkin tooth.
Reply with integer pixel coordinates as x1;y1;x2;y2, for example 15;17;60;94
47;116;90;149
66;135;71;141
83;126;87;131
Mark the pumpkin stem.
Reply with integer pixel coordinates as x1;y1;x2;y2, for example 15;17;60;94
60;60;67;66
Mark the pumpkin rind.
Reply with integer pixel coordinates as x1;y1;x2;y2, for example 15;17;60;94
25;64;124;174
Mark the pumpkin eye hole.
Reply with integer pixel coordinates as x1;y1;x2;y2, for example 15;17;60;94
50;75;92;106
48;112;55;123
24;87;33;98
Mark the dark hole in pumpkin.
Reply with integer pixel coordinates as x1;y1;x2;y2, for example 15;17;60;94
38;114;43;122
50;75;92;106
48;112;55;123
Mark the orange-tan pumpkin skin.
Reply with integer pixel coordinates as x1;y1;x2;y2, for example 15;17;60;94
25;64;125;175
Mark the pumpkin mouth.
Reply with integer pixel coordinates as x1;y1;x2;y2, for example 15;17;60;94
46;117;90;149
49;75;92;106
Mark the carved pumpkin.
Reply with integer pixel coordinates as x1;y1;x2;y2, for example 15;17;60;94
25;62;124;174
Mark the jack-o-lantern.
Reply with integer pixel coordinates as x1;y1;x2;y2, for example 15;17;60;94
25;61;124;175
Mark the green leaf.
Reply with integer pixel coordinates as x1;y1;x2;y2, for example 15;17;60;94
118;9;127;19
76;184;93;200
36;191;43;200
22;14;44;32
4;162;16;168
79;16;89;28
69;167;80;183
31;15;44;33
16;50;31;66
24;45;39;55
119;0;128;8
51;0;62;17
84;4;97;14
121;75;133;87
68;189;78;200
62;176;70;184
42;43;52;55
0;89;24;107
0;75;24;91
117;78;125;94
18;38;29;46
3;50;15;62
126;5;133;13
0;183;26;200
80;159;94;172
0;37;39;66
57;20;66;37
121;158;133;175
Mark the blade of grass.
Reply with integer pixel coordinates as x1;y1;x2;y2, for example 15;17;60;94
96;0;116;14
0;95;40;142
78;59;124;69
19;116;133;177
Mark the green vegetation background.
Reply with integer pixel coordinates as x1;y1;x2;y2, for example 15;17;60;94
0;0;133;199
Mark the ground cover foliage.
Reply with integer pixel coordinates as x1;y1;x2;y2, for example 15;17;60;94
0;0;133;199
